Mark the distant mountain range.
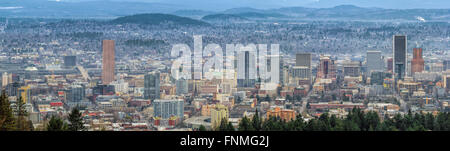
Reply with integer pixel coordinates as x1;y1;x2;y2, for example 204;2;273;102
111;14;209;26
201;14;249;23
201;5;450;21
0;0;449;21
55;0;450;10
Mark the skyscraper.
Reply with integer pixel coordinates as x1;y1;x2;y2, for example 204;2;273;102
176;78;188;95
411;48;424;75
343;61;360;77
144;71;160;100
366;51;383;75
237;50;256;87
102;40;115;85
153;99;184;119
296;53;311;68
317;55;336;80
66;85;85;102
293;53;312;85
393;35;407;80
290;66;311;85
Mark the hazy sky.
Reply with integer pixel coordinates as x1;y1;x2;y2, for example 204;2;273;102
61;0;450;9
13;0;450;9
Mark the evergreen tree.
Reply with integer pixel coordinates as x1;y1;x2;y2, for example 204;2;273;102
424;113;434;130
15;96;32;131
68;107;85;131
290;114;304;131
233;106;450;131
0;90;15;131
238;116;254;131
47;116;68;131
227;121;234;131
218;118;234;131
252;109;261;131
198;125;207;131
262;116;283;131
329;114;338;130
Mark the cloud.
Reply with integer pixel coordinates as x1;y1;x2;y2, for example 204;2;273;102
0;6;23;10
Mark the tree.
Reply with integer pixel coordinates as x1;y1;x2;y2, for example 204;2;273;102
227;121;234;131
290;114;305;131
0;90;15;131
262;116;283;131
68;107;85;131
234;107;450;132
238;116;254;131
198;125;207;131
15;96;32;131
363;111;380;131
218;118;234;131
424;113;435;130
252;109;262;131
47;116;68;131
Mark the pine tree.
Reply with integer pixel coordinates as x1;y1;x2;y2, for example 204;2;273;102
238;116;254;131
47;116;68;131
227;121;234;131
252;109;261;131
0;90;15;131
218;117;234;131
68;107;85;131
16;96;32;131
198;125;207;131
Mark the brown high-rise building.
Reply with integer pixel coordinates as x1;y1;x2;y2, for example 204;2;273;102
411;48;424;75
317;55;336;80
102;40;115;85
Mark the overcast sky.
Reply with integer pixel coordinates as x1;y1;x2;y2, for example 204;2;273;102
15;0;450;9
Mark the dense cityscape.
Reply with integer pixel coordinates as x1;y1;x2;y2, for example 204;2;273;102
1;3;450;131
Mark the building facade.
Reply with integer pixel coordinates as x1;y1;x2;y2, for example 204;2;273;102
237;50;256;88
102;40;115;85
210;104;229;129
366;50;383;75
393;35;407;80
153;99;184;119
411;48;424;75
144;71;160;100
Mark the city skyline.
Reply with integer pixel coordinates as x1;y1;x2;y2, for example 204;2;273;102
0;0;449;133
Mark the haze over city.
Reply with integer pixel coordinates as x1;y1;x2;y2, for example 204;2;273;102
0;0;449;133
